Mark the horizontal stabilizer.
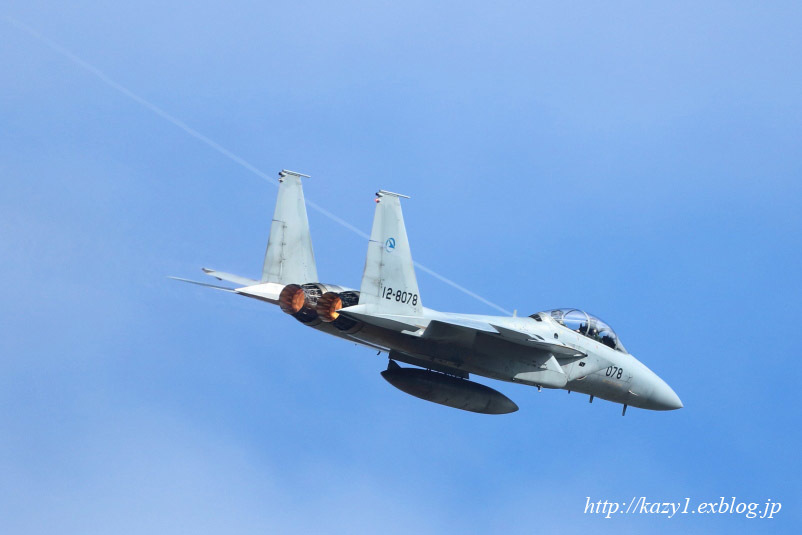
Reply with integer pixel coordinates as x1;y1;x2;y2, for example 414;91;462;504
202;268;258;287
233;282;286;304
168;276;237;293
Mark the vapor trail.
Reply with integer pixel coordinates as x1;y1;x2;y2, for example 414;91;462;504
7;17;512;315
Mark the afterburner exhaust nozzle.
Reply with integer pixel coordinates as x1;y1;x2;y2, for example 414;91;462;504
278;284;306;315
278;283;354;326
316;292;343;322
316;291;361;322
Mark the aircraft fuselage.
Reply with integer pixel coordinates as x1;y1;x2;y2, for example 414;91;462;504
300;305;682;412
183;170;682;415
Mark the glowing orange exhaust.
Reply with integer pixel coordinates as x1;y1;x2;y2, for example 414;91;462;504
278;284;306;314
316;292;343;322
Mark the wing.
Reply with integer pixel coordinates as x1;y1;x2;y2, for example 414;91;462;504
422;319;586;359
488;323;586;358
419;318;579;389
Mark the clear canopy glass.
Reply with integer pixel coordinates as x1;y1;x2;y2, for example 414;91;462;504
539;308;626;352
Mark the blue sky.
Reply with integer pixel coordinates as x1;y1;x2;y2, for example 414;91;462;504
2;2;800;533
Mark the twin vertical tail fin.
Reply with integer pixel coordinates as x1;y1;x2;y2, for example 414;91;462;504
356;190;423;316
261;170;318;284
202;175;424;325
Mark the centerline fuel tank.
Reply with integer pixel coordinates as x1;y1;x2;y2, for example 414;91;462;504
380;361;518;415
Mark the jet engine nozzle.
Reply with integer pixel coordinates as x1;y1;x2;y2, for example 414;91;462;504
316;292;342;322
278;284;306;315
315;290;361;331
278;283;351;325
316;291;360;322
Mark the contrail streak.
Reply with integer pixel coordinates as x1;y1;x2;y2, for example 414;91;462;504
7;16;512;315
6;17;278;186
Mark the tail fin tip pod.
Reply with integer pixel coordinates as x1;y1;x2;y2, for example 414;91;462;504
261;170;318;284
357;190;422;316
281;169;311;178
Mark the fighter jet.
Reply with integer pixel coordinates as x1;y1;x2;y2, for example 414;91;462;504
174;170;682;415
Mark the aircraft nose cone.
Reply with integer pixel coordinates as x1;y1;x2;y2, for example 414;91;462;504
649;379;683;411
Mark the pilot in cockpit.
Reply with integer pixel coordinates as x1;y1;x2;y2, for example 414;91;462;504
539;309;628;353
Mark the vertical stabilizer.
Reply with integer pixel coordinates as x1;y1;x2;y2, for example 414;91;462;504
261;170;318;284
357;190;422;316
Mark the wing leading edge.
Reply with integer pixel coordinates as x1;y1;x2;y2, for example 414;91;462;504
423;319;586;359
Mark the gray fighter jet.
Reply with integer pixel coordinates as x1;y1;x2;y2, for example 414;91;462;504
175;170;682;415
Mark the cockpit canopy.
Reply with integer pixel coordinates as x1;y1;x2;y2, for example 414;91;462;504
535;309;627;353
